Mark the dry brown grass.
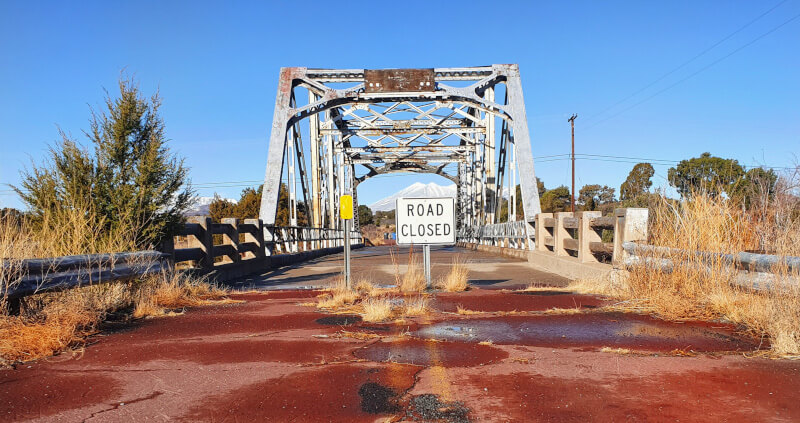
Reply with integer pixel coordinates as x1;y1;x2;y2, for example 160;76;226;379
600;347;631;355
0;283;129;363
398;248;426;292
0;271;231;365
0;205;230;365
132;272;231;319
436;255;469;292
456;305;484;315
622;189;800;356
361;297;394;322
353;277;389;298
316;290;359;310
316;276;361;310
335;330;380;340
543;307;583;315
404;295;429;316
566;272;628;297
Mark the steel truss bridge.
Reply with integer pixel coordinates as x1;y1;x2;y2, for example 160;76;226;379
258;65;542;252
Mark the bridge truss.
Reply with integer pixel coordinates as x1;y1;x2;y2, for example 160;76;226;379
258;65;542;252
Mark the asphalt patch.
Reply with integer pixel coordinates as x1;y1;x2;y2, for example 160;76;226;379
316;315;362;326
358;382;399;414
407;394;470;423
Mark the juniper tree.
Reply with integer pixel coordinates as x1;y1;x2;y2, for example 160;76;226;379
15;76;192;249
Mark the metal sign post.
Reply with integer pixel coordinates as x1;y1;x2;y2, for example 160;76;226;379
340;195;354;289
423;245;431;289
395;197;456;290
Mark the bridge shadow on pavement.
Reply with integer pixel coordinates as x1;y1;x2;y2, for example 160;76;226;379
228;245;568;291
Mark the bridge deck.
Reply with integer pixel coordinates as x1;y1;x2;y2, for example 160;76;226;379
230;245;569;291
2;246;799;422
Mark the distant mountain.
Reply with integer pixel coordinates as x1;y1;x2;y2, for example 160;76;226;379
185;196;237;216
369;182;456;211
368;182;512;212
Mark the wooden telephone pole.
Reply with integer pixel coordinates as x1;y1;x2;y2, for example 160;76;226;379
568;114;578;212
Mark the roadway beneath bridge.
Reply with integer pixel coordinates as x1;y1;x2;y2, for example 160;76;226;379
2;246;799;422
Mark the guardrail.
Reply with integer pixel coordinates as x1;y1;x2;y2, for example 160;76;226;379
621;241;800;290
460;208;648;264
2;251;169;313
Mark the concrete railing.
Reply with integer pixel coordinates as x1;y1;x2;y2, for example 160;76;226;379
165;217;363;274
460;208;649;265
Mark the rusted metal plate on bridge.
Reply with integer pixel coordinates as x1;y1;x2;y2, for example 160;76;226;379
364;68;435;93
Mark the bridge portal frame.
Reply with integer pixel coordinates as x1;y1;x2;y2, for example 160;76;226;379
259;64;542;253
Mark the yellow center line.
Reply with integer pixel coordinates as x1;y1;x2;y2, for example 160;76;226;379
419;315;453;401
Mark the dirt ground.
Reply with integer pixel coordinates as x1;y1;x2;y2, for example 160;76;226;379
2;246;799;422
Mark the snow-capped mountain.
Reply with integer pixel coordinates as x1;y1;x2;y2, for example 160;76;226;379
368;182;512;212
185;196;237;216
369;182;456;211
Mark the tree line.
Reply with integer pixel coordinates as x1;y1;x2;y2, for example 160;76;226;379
497;152;780;219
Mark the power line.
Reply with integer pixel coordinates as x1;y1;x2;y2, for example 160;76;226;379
531;154;796;170
585;7;800;130
584;0;790;125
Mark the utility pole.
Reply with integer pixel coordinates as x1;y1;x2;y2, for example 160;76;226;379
568;114;577;213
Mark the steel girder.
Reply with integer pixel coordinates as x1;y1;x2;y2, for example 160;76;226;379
259;65;542;249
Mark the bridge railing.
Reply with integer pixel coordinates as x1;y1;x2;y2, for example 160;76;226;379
459;208;648;265
2;218;361;311
168;217;362;272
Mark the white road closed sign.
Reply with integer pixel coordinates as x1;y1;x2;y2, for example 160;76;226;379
395;197;456;245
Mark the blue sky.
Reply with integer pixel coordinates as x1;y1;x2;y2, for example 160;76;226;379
1;0;798;209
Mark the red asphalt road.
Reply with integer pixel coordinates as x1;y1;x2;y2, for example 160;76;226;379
2;247;800;422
